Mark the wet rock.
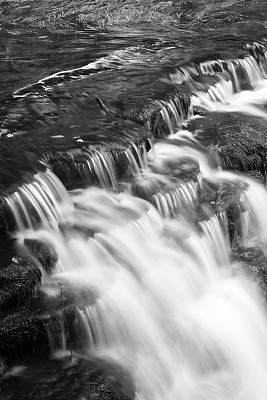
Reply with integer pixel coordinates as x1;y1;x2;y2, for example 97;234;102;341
0;304;47;360
130;176;164;202
0;137;46;195
23;241;58;274
193;175;249;244
0;89;152;192
199;177;247;214
187;113;267;177
0;235;14;268
0;292;80;364
68;68;191;137
0;244;63;363
1;64;190;139
0;258;41;310
1;63;191;140
0;255;45;361
232;244;267;303
247;170;265;184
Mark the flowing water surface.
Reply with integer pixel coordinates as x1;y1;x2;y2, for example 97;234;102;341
1;1;267;399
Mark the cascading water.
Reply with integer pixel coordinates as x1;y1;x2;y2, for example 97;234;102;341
5;41;267;400
7;126;267;400
183;48;267;119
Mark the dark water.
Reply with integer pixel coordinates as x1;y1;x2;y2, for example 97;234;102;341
1;0;267;398
1;0;267;94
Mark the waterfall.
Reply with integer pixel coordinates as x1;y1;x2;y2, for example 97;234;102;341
168;43;267;120
9;176;267;400
193;56;267;118
7;129;267;400
5;40;267;400
170;43;267;88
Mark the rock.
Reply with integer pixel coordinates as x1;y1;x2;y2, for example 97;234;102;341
0;258;41;310
0;253;45;362
0;304;46;360
232;244;267;303
23;241;58;275
187;112;267;177
0;242;60;363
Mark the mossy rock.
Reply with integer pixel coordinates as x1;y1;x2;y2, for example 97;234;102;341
187;112;267;176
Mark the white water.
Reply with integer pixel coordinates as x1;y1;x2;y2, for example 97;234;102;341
12;178;267;400
189;53;267;119
6;45;267;400
192;78;267;119
8;144;267;400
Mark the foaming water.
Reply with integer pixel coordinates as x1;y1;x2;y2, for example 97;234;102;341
150;140;213;177
5;41;267;400
214;171;267;255
15;183;267;400
166;43;267;120
192;79;267;119
7;146;267;400
188;52;267;118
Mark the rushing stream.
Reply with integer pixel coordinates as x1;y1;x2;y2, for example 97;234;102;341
1;1;267;400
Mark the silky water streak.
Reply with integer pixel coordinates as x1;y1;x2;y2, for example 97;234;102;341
7;159;267;400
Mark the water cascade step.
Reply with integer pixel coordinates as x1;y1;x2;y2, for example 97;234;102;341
6;128;267;400
3;36;267;400
171;44;267;119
